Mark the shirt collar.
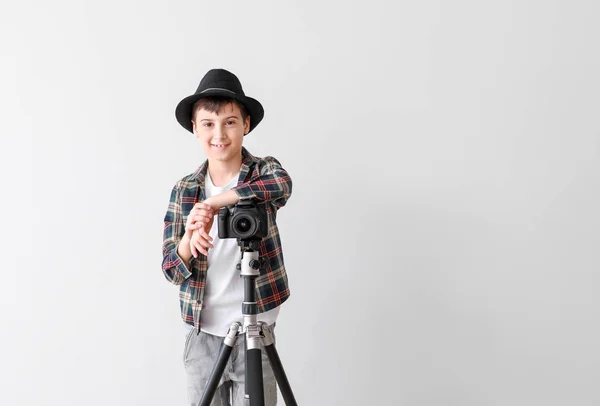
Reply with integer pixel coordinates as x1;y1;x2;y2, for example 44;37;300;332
190;146;258;185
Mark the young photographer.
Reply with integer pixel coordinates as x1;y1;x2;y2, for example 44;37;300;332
161;69;293;405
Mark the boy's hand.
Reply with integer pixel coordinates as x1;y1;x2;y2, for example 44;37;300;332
187;203;217;258
190;226;213;258
185;203;214;236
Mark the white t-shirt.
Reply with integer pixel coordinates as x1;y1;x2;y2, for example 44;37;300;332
184;169;280;337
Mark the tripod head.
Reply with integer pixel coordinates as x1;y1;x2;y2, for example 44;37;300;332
235;237;266;276
237;237;261;252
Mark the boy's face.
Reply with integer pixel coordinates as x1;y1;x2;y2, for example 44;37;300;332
192;102;250;165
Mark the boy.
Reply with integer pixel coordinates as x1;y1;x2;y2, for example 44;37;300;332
161;69;292;405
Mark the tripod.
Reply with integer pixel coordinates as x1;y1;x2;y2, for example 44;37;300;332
198;238;298;406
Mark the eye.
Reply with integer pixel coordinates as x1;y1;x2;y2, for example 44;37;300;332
226;120;235;125
203;122;213;128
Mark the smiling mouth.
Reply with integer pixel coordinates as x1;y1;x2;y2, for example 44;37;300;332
211;144;229;148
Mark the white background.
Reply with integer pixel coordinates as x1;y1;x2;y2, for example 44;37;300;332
2;1;600;405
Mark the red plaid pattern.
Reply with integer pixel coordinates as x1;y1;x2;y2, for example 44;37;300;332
162;147;292;329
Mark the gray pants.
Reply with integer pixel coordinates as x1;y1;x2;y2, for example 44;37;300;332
183;326;277;406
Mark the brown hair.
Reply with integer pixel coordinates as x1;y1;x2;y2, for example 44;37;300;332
191;96;249;124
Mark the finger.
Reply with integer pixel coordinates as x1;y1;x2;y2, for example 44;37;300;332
188;222;201;231
191;205;211;217
190;239;198;258
189;217;210;229
191;238;205;256
191;231;208;247
198;210;214;218
193;229;213;249
190;213;210;223
199;235;214;249
196;240;208;256
200;229;213;243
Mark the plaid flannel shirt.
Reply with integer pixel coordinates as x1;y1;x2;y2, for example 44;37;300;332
161;147;292;329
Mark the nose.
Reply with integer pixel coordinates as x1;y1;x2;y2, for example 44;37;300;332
213;123;226;139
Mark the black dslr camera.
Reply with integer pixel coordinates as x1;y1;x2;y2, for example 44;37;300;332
218;199;268;240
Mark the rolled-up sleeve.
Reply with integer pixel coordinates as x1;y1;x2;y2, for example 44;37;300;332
232;156;292;210
161;183;193;285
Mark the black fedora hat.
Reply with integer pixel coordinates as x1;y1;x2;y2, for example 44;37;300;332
175;69;264;135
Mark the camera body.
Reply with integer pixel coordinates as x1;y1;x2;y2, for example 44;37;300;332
218;199;268;240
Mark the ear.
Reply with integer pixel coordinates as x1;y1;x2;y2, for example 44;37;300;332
244;116;251;135
191;120;199;137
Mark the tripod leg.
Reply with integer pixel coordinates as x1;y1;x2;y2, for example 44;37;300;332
261;323;298;406
198;323;241;406
246;325;265;406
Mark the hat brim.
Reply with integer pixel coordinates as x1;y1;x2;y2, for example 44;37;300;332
175;89;264;135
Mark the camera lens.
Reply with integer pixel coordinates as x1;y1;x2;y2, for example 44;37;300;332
236;218;252;233
233;215;256;238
